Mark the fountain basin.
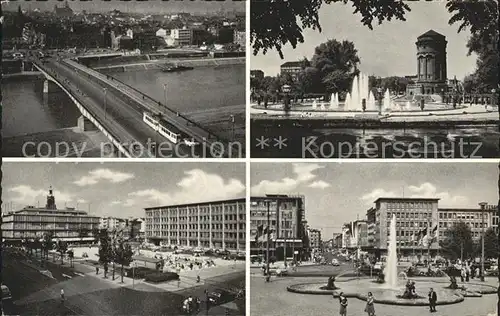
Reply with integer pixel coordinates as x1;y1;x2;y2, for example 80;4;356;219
286;278;496;306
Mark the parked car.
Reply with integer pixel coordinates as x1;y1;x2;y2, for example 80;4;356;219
331;259;340;266
207;289;235;306
1;285;12;301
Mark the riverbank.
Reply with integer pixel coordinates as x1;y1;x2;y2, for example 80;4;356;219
94;57;245;72
2;127;114;158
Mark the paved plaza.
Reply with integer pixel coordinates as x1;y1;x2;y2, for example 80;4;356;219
250;275;498;316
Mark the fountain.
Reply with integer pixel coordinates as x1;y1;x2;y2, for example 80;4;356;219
383;214;398;288
383;89;392;112
286;209;496;306
312;99;318;109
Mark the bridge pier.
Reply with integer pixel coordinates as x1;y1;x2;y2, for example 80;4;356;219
77;115;99;132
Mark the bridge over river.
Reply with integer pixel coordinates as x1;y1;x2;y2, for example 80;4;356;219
31;57;240;158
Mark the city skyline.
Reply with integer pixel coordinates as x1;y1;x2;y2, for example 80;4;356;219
250;162;498;239
2;162;245;219
4;0;245;14
251;1;476;80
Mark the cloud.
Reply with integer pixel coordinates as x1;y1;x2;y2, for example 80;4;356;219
361;188;398;203
74;169;134;186
8;185;74;204
308;181;331;189
113;169;245;207
361;182;469;207
251;163;325;195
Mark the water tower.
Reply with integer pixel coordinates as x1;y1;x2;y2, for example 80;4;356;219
407;30;448;97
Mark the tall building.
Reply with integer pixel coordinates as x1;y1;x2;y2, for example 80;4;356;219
1;187;100;242
332;233;343;248
349;220;369;249
438;207;495;240
280;61;303;80
308;228;321;250
54;1;74;17
144;198;245;253
250;195;307;260
170;28;193;46
487;204;499;233
366;197;440;257
406;30;448;96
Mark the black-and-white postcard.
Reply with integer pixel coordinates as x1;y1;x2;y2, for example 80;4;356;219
250;0;499;158
2;161;246;315
2;0;245;158
250;161;498;316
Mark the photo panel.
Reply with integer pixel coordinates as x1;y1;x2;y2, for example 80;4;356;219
2;0;246;158
1;161;246;315
249;161;498;315
250;1;499;158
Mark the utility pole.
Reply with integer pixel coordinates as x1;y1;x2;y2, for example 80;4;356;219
479;202;487;281
266;200;270;282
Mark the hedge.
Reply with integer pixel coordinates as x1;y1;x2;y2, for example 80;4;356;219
145;272;180;283
126;267;156;279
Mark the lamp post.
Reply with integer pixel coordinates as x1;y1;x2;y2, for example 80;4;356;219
479;202;487;281
229;115;235;141
282;84;291;111
266;200;271;282
163;83;167;109
103;87;108;120
377;87;382;114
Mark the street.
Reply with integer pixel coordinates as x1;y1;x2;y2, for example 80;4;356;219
3;249;245;315
39;59;195;158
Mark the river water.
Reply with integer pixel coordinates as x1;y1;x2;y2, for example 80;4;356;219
2;65;245;146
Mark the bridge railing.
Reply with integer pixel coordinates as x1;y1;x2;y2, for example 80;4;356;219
63;59;234;145
32;60;152;158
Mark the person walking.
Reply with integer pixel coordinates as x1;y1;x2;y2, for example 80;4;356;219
338;292;348;316
60;288;65;304
428;288;437;312
364;292;375;316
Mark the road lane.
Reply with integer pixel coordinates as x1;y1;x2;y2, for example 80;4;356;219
38;59;195;157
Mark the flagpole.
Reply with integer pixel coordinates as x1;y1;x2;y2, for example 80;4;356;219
266;200;270;281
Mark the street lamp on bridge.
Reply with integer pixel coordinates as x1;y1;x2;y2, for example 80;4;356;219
103;87;108;120
282;84;291;111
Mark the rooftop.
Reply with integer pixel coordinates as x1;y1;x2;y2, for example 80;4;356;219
280;61;303;68
374;197;440;203
144;197;245;210
418;29;446;39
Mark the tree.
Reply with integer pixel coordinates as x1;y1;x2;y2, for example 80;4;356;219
310;39;360;94
483;228;498;259
56;240;68;265
439;222;474;260
42;232;54;261
113;242;134;283
98;230;112;278
251;0;411;58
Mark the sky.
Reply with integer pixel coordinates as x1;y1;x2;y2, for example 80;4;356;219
4;0;245;14
251;162;498;239
2;162;245;218
251;1;477;80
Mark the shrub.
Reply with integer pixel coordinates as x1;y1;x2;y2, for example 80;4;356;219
126;266;155;279
145;272;180;283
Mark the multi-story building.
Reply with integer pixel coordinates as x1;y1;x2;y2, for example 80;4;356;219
350;220;369;249
438;207;494;240
144;198;245;253
309;228;321;250
99;217;126;231
170;28;193;46
366;197;440;257
487;204;499;233
250;195;307;260
341;223;352;249
1;187;100;242
129;217;146;240
280;61;303;80
332;233;343;248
